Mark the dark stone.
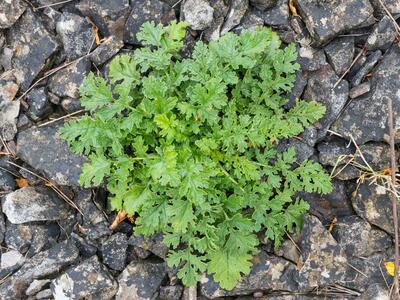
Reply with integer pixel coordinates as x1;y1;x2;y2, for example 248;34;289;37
301;179;353;223
76;0;130;37
16;113;31;130
297;45;327;71
250;0;278;10
203;0;230;41
124;0;175;45
89;36;124;66
294;0;374;45
356;142;393;170
16;123;87;186
26;87;53;121
48;58;91;99
295;215;348;290
0;212;4;244
159;285;184;300
116;261;167;299
75;189;108;226
40;7;62;31
2;186;69;224
80;222;111;241
352;180;397;235
128;233;169;259
262;0;289;27
0;169;16;191
332;45;400;144
61;98;83;113
285;71;307;110
277;138;314;162
366;16;397;51
56;12;95;61
200;253;298;298
71;232;98;258
101;233;128;271
349;82;371;98
182;0;214;30
333;215;392;257
0;240;79;299
221;0;249;35
324;37;355;76
0;0;26;29
317;139;354;166
350;50;382;86
51;256;118;299
303;64;349;140
233;9;264;34
4;221;60;256
8;9;58;91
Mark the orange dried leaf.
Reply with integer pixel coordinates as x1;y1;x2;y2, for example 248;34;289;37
109;210;128;230
328;216;337;232
289;0;298;16
15;178;29;188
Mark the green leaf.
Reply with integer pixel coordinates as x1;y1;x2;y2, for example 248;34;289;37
80;154;111;187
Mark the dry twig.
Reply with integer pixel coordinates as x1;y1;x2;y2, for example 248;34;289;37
387;96;400;299
38;109;85;127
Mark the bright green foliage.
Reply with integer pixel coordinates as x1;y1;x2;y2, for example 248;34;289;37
60;21;332;290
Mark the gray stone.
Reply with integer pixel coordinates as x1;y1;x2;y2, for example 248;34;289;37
324;37;355;76
116;261;167;300
26;87;53;121
295;215;348;289
352;180;397;235
221;0;249;35
76;0;130;37
250;0;277;10
369;0;400;15
0;211;4;244
332;45;400;144
203;0;230;41
0;169;16;191
333;215;392;257
285;71;307;110
159;285;184;300
0;0;26;29
16;123;87;186
349;82;371;99
89;36;124;66
56;12;95;61
0;77;19;103
366;16;397;51
0;79;20;141
8;9;58;91
48;58;91;99
262;0;289;27
297;45;327;71
124;0;175;45
359;283;390;300
294;0;374;45
0;240;79;299
51;256;118;299
36;289;52;299
356;142;393;170
101;233;128;271
1;250;25;269
200;253;298;298
277;138;314;163
303;64;349;140
2;186;69;224
25;279;51;296
75;189;107;226
128;233;169;259
350;50;382;86
183;0;214;30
